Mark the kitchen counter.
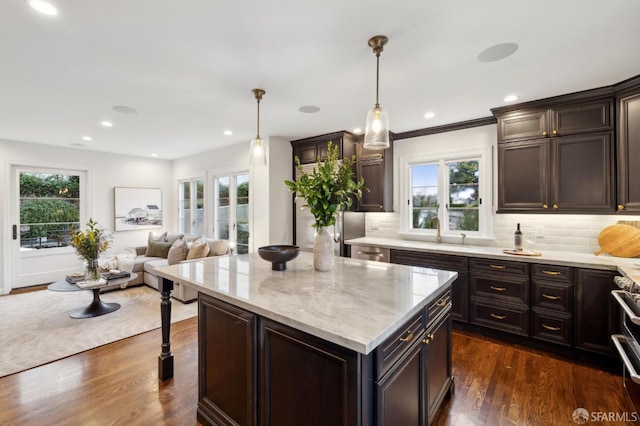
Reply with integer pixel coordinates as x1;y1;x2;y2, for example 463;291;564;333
345;236;640;284
154;251;457;354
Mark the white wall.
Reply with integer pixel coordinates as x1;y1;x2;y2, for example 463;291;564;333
0;138;174;293
365;125;640;254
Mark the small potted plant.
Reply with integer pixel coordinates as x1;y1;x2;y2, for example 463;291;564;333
285;142;364;271
70;218;112;283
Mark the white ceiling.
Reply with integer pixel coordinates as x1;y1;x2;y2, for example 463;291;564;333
2;0;639;160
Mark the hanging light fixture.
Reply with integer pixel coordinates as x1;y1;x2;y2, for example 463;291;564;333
364;35;390;150
250;88;267;165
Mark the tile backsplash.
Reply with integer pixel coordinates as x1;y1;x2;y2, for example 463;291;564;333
364;212;640;255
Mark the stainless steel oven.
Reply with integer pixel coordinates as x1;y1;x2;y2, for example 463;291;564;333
612;276;640;412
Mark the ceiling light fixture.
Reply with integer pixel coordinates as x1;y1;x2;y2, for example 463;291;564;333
224;130;233;136
250;88;267;166
28;0;58;16
82;136;92;141
364;35;390;150
353;128;362;134
101;121;113;127
504;94;519;102
424;112;435;119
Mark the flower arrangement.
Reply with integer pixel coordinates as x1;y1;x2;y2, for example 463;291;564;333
285;141;364;229
70;218;112;263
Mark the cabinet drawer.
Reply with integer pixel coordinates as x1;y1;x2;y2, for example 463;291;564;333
427;289;451;326
532;280;573;312
470;299;529;336
470;258;529;277
375;311;425;379
531;308;572;346
391;250;468;271
531;264;573;282
470;271;530;305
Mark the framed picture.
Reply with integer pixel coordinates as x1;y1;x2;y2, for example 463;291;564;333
114;187;162;231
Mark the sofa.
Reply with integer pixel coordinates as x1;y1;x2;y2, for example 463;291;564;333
125;232;231;303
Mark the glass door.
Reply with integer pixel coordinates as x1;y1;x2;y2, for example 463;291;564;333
179;178;204;235
214;173;249;254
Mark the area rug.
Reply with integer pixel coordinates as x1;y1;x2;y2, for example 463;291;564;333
0;285;198;378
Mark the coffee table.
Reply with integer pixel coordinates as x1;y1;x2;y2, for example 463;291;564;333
48;273;138;319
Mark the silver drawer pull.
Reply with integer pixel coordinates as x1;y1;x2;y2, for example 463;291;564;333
357;251;384;257
490;313;506;320
542;293;561;300
542;324;561;331
542;270;562;276
490;286;506;292
490;264;506;270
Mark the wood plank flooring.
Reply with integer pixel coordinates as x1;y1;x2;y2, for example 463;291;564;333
0;319;635;425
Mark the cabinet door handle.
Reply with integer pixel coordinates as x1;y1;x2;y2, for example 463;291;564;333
490;264;506;270
542;293;561;300
618;204;625;210
399;330;414;343
437;299;447;307
543;204;549;209
542;131;548;137
542;324;561;331
490;286;506;292
552;130;558;135
422;333;435;345
542;270;561;276
552;204;559;209
490;313;506;320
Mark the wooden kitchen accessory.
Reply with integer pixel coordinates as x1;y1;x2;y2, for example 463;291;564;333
594;224;640;257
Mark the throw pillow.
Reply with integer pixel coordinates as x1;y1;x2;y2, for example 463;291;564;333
205;239;229;256
186;241;210;260
167;238;189;265
146;240;172;258
166;232;185;245
145;232;167;256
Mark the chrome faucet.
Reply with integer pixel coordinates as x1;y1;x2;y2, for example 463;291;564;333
460;233;467;245
430;217;441;243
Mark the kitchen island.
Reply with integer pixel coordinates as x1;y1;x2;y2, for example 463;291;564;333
155;251;457;425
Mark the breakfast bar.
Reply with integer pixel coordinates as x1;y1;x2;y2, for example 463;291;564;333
155;252;457;425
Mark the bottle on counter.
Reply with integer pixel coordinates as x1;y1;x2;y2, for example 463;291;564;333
515;223;523;251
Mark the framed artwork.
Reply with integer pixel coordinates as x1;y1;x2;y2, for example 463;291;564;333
114;187;162;231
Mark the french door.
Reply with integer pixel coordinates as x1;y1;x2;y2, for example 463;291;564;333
178;178;205;236
9;165;87;290
214;173;249;254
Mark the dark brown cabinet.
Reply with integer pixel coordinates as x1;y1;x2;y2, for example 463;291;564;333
355;139;393;212
530;264;574;347
495;95;615;213
390;249;469;322
497;131;614;213
291;131;357;165
616;79;640;214
574;268;618;355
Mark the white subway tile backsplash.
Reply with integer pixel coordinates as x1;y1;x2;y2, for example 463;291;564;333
364;212;640;255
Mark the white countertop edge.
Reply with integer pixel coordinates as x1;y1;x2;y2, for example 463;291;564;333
155;265;457;355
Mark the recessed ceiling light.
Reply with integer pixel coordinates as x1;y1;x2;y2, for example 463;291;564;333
151;153;158;157
101;121;113;127
28;0;58;16
82;136;92;141
224;130;233;136
504;94;519;102
112;105;138;114
298;105;320;114
477;42;518;63
424;112;435;119
353;128;363;134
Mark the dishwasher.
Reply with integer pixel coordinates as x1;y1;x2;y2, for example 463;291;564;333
350;245;390;263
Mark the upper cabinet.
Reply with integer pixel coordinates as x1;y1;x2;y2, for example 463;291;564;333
494;94;615;213
290;131;357;165
355;136;394;212
616;76;640;214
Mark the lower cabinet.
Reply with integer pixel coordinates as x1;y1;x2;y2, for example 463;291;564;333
198;289;453;426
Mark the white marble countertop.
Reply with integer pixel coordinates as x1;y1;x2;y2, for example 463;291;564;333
345;237;640;284
154;251;457;355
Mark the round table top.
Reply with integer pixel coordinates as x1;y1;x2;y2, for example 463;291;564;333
48;272;138;292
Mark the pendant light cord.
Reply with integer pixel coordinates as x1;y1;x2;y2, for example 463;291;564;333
375;51;380;108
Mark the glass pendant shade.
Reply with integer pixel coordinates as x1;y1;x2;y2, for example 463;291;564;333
249;136;266;166
364;106;390;149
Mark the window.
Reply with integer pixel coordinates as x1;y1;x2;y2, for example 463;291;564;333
19;171;81;250
402;149;490;240
214;173;249;254
178;179;204;235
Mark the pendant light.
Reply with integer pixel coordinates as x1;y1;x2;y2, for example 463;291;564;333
250;88;267;166
364;35;390;150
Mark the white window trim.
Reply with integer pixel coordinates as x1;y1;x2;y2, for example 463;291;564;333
398;147;493;244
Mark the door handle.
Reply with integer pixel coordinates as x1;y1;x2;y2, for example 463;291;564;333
13;224;17;240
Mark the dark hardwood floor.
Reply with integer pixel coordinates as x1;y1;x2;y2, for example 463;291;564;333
0;318;635;425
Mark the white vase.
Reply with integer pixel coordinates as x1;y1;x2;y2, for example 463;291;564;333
313;226;334;271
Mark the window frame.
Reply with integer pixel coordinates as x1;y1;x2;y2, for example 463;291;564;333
399;147;492;241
